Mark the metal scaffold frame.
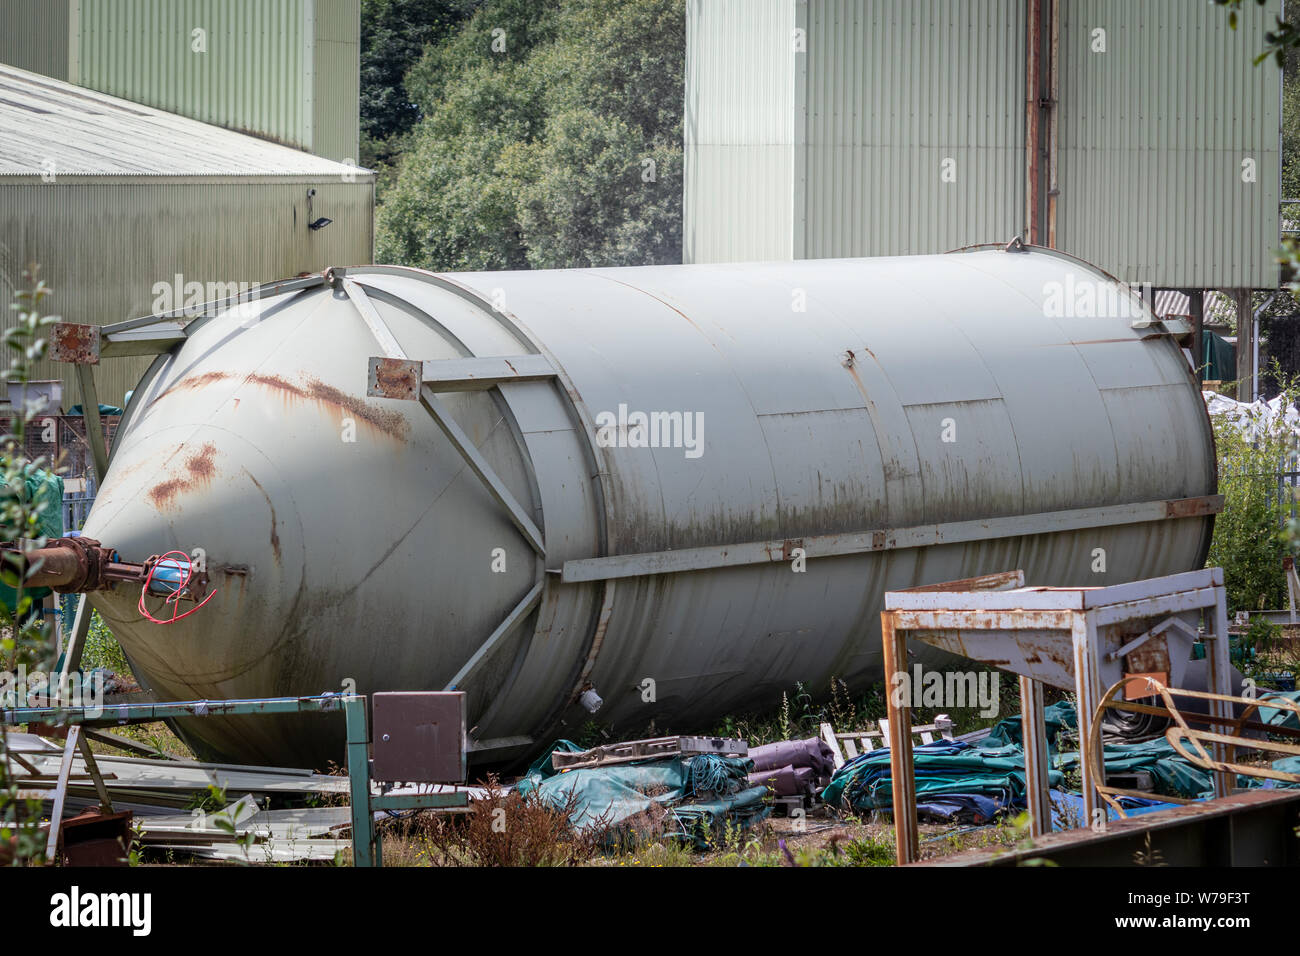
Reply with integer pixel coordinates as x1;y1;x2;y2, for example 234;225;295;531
2;693;469;867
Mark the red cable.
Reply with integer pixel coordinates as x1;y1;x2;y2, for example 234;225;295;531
138;550;217;624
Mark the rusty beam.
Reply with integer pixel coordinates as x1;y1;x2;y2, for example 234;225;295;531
884;612;919;865
1020;676;1052;838
920;789;1300;867
1025;0;1043;244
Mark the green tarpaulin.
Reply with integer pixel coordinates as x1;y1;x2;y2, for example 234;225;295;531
0;465;64;613
822;697;1300;817
520;747;770;848
1203;330;1236;383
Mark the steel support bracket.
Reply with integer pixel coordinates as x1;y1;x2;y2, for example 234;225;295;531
49;324;100;365
368;354;557;399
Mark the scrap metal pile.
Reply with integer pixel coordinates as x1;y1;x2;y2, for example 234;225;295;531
7;731;355;863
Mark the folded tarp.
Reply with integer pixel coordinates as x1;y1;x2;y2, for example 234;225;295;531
915;792;1005;824
746;736;836;796
980;700;1078;750
748;737;836;776
825;714;1300;819
822;739;1066;815
748;763;816;797
523;750;770;849
1259;690;1300;732
1048;790;1184;830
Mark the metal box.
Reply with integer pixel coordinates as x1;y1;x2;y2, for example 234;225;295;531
7;380;63;415
370;692;466;784
60;808;133;866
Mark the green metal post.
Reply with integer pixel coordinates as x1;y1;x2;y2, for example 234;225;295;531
344;695;374;867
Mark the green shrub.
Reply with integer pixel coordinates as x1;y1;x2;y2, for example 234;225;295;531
1208;370;1300;611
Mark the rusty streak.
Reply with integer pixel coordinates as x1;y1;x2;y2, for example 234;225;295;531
151;370;410;441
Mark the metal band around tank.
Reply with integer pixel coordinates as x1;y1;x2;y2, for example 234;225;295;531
559;494;1224;582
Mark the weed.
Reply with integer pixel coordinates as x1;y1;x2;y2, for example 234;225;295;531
416;775;610;866
1133;831;1166;867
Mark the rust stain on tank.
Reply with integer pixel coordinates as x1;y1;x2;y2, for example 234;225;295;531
150;370;408;441
152;370;228;404
305;379;408;440
245;470;282;564
147;441;219;510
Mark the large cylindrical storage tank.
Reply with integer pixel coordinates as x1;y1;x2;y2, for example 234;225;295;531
82;247;1217;767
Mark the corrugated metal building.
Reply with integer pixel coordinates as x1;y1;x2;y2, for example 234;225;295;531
685;0;1282;291
0;63;374;406
0;0;360;163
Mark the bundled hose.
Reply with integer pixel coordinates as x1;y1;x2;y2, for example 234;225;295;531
689;753;742;797
138;550;216;624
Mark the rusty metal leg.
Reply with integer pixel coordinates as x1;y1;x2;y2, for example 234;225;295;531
1019;675;1052;837
44;725;80;864
1207;589;1234;799
75;364;108;482
1071;613;1103;829
883;612;918;864
76;732;114;813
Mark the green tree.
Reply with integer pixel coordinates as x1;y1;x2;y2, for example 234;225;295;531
359;0;481;169
377;0;684;272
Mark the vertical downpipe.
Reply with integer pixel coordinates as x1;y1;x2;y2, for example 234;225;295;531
1046;0;1059;248
1025;0;1042;244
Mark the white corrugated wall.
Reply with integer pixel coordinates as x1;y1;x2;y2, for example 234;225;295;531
0;177;374;405
685;0;1282;290
684;0;797;263
1055;0;1282;288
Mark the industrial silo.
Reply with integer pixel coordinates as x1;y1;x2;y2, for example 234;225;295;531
79;245;1217;766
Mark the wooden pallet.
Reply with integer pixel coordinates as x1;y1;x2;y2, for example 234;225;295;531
551;735;748;771
819;715;955;769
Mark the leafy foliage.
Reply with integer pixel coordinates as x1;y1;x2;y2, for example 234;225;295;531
1208;368;1300;610
1216;0;1300;67
359;0;481;168
376;0;684;271
0;269;61;865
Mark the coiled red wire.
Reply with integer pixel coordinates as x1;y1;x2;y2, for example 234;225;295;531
138;550;217;624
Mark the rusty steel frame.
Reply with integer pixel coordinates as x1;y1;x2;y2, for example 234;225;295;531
882;568;1234;865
